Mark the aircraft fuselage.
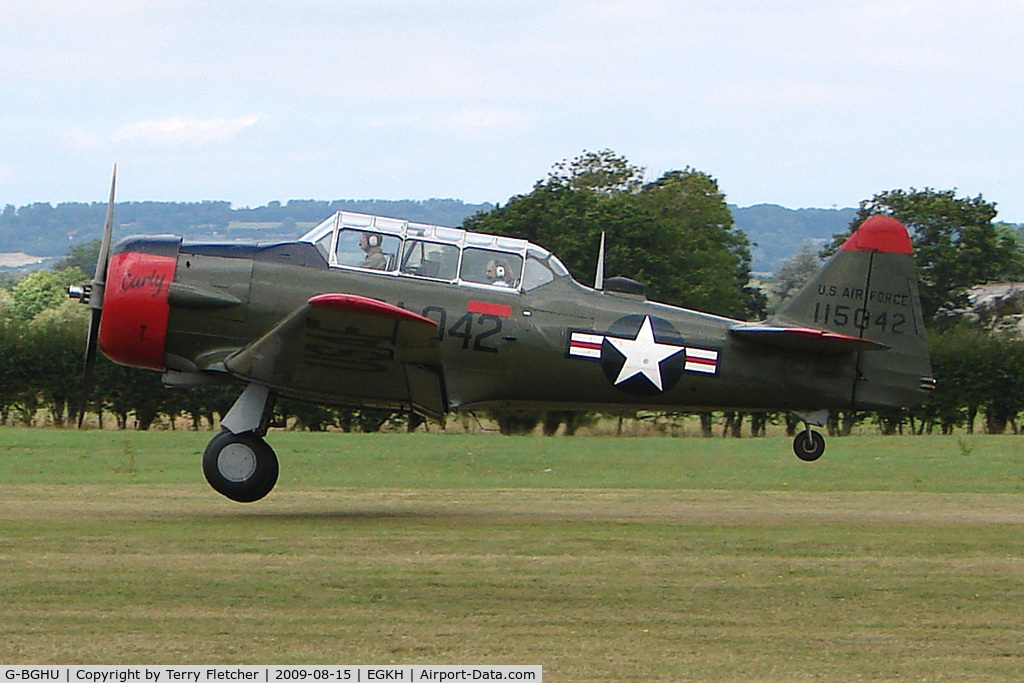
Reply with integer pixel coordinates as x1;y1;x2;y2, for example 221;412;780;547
81;206;932;501
113;238;861;416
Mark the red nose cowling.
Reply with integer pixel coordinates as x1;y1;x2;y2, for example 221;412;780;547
98;250;177;370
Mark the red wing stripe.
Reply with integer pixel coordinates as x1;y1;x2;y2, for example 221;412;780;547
309;293;436;326
783;327;871;343
467;301;512;317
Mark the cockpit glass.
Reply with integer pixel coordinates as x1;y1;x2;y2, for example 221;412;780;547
400;240;459;280
522;252;556;291
314;232;333;261
461;248;523;289
548;254;570;277
308;212;575;290
334;229;400;271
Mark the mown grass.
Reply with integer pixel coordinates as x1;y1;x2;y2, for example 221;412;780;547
1;429;1023;680
3;430;1024;493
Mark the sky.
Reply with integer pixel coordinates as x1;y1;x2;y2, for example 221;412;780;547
3;0;1024;220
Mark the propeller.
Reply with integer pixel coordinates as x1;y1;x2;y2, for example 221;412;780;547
70;164;117;427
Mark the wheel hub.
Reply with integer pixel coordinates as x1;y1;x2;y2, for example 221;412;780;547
218;443;259;482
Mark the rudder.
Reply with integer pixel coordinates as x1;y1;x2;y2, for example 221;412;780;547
772;216;933;409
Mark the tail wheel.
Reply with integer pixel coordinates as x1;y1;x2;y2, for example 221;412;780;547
793;430;825;462
203;431;279;502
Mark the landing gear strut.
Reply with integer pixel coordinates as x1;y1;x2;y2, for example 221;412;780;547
203;383;279;502
792;410;827;462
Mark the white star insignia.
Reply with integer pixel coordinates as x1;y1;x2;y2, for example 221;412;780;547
606;316;685;391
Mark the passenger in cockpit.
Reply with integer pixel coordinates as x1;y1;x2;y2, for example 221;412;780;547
485;259;511;287
359;233;388;270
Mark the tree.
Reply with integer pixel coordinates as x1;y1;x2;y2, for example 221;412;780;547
10;268;86;321
466;151;756;434
769;243;821;310
911;325;1024;434
833;189;1024;324
54;240;101;275
24;301;87;426
465;152;754;317
0;289;24;421
546;149;646;194
636;168;755;318
96;360;169;430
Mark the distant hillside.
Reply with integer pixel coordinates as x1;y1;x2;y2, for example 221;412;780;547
2;197;855;273
0;198;495;260
731;204;858;273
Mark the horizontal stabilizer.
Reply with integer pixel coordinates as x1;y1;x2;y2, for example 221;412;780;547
730;324;890;354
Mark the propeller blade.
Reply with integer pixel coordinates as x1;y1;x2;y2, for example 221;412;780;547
92;163;117;299
77;164;117;427
78;309;102;428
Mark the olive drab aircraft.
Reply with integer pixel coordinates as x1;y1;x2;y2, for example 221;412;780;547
71;168;934;502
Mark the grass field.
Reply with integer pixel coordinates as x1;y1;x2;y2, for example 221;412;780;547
1;430;1023;680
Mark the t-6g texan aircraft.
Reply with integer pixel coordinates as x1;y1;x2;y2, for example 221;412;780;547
71;169;934;502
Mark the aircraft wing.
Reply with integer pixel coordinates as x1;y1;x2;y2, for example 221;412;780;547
729;323;890;354
224;293;446;419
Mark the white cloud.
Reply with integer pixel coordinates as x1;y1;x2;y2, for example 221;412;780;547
8;2;1024;219
111;116;264;145
65;126;105;150
364;106;535;139
366;113;426;129
438;107;534;134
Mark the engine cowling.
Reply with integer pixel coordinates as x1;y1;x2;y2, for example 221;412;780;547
98;236;181;370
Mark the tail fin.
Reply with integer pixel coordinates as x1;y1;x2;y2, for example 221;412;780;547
741;216;933;409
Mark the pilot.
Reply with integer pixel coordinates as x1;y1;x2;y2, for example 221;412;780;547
359;233;388;270
485;259;512;287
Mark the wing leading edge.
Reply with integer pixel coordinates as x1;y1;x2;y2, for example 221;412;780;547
225;293;446;419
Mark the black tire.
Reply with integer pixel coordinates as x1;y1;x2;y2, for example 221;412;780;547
203;430;279;502
793;430;825;462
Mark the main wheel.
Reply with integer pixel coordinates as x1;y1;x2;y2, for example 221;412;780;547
203;430;279;502
793;430;825;462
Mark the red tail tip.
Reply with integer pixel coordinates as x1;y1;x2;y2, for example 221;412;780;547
840;215;912;255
